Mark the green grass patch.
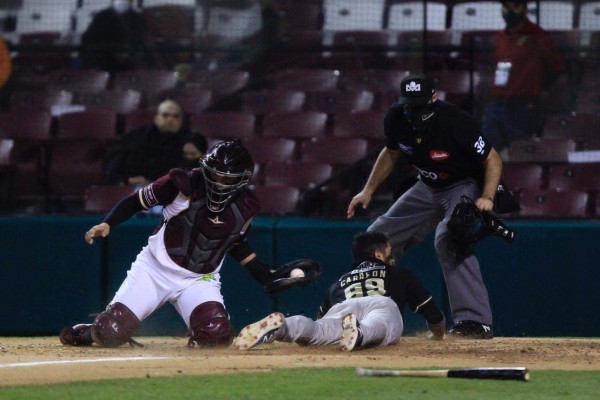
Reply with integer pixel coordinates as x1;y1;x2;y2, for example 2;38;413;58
1;368;598;400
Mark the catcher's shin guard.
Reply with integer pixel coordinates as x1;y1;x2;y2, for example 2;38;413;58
91;302;141;347
188;301;233;347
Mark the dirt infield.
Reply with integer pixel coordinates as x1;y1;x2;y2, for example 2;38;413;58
1;336;598;387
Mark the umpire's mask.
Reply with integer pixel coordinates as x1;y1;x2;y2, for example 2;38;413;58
403;102;437;135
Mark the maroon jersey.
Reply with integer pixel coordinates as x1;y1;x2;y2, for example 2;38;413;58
140;168;260;274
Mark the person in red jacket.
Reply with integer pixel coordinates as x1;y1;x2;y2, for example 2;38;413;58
481;0;566;153
0;35;12;111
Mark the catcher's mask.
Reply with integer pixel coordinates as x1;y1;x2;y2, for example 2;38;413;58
200;139;254;213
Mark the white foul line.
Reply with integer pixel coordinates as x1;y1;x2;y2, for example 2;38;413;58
0;356;171;368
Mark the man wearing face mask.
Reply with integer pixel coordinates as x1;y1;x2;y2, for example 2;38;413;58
80;0;151;72
481;0;565;154
347;74;503;339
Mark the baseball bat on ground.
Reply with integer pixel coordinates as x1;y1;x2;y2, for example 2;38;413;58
356;367;529;381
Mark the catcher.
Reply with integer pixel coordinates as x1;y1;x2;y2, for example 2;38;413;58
233;231;446;352
59;139;320;348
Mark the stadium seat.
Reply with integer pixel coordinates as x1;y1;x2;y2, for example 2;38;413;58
276;3;322;32
123;109;156;132
84;184;137;213
241;90;306;115
518;189;589;218
8;70;49;91
78;90;142;114
450;1;505;31
56;110;118;141
190;112;256;139
151;88;213;115
507;138;577;163
142;4;195;43
112;70;178;101
0;110;53;141
262;111;327;139
48;140;106;197
330;30;390;50
303;90;374;114
265;69;341;91
300;137;368;166
205;1;263;44
15;5;73;34
576;88;600;114
542;113;600;142
579;1;600;30
242;137;297;164
46;69;110;94
263;161;332;190
251;185;300;215
184;70;250;99
322;0;385;31
338;69;409;92
142;0;196;6
10;90;73;112
331;110;385;139
387;1;447;31
501;163;545;192
527;1;575;30
547;164;600;191
395;30;454;49
429;70;483;108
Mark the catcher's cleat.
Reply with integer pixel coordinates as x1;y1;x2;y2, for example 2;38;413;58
233;312;284;350
340;313;362;352
449;320;494;339
59;324;94;346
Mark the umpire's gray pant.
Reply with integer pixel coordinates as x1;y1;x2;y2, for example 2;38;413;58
368;178;492;325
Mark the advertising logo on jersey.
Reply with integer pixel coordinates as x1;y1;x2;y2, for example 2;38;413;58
398;142;414;155
429;150;449;161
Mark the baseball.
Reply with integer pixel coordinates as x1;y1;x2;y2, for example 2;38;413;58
290;268;305;278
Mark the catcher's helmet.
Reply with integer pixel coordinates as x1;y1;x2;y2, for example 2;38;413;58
200;139;254;213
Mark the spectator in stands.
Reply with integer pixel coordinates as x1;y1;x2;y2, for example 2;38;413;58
481;0;566;156
0;35;12;111
182;133;209;171
106;100;191;185
80;0;152;72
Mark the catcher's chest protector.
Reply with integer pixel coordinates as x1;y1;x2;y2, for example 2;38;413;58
164;195;255;274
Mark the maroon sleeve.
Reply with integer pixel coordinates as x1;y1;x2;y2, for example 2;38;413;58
139;174;180;209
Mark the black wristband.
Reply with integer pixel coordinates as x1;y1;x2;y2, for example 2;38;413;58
245;258;273;286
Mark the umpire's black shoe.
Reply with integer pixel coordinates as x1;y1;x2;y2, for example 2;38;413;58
449;320;494;339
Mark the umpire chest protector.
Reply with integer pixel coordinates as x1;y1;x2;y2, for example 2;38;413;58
163;171;259;274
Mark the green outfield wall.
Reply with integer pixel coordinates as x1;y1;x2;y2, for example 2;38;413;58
0;216;598;338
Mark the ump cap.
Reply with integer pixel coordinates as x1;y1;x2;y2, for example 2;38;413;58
398;74;435;106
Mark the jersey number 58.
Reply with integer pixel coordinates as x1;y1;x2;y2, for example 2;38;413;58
344;278;386;299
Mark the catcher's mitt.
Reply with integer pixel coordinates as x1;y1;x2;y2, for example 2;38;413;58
265;259;322;294
447;196;517;262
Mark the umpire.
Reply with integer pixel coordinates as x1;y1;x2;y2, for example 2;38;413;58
347;74;502;339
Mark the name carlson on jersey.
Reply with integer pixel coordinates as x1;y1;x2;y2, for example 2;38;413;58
339;265;387;287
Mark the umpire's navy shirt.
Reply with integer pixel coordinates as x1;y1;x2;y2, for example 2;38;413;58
384;100;491;188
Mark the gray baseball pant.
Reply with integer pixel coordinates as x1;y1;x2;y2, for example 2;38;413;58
275;296;403;347
368;178;492;325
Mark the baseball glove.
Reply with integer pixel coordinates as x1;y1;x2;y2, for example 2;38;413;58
265;259;322;294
